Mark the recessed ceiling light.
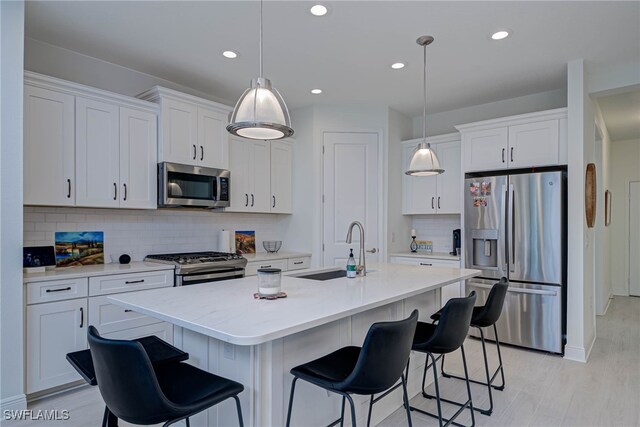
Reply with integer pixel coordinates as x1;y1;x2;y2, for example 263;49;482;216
311;89;323;94
310;4;328;16
222;50;238;59
491;30;510;40
391;62;405;70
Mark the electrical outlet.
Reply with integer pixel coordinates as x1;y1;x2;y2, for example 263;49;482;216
223;342;235;360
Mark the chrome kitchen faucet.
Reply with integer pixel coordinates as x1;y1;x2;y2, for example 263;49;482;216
346;221;366;276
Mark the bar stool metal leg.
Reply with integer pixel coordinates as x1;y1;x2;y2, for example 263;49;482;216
285;377;298;427
340;396;346;427
233;396;244;427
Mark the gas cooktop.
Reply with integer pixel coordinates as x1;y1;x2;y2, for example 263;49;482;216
145;251;247;275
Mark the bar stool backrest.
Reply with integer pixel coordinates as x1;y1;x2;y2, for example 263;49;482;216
420;292;477;354
88;326;174;425
473;277;509;327
337;309;419;394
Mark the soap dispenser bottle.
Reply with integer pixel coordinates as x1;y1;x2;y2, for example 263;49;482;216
346;249;357;278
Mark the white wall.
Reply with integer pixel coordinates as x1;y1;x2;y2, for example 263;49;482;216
610;139;640;296
1;0;26;412
410;215;460;254
412;88;567;138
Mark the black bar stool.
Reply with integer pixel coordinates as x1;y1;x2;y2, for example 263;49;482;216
286;310;419;427
432;278;508;415
88;326;245;427
408;292;477;427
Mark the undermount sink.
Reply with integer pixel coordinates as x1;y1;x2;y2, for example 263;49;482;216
296;269;347;281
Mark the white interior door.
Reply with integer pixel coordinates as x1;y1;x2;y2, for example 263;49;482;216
630;181;640;296
323;132;380;267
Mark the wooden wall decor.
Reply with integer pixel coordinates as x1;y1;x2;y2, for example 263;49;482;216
585;163;596;228
605;190;612;226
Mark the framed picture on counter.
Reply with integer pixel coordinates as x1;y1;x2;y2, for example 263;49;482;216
235;231;256;254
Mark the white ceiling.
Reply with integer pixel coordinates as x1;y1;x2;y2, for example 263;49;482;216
24;1;640;117
597;89;640;141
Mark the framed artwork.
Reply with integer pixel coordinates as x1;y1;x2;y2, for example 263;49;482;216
605;190;612;226
235;231;256;254
55;231;104;267
23;246;56;268
585;163;596;228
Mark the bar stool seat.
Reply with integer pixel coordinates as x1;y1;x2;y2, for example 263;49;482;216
290;346;361;391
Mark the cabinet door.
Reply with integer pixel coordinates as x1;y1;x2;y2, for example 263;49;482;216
197;107;229;169
462;127;508;172
119;107;157;209
227;137;250;212
26;299;87;393
75;97;120;208
435;140;461;214
508;119;559;168
24;85;75;206
249;140;271;212
160;98;198;165
402;144;437;214
270;141;293;213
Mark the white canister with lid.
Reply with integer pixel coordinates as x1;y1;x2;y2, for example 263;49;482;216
257;268;282;296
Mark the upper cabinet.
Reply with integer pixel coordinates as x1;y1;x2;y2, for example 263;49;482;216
227;137;294;214
138;87;231;170
402;134;461;215
456;108;568;173
24;72;158;209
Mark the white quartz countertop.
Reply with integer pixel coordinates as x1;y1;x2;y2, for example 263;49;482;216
108;263;479;346
241;252;311;262
23;262;174;283
389;252;461;261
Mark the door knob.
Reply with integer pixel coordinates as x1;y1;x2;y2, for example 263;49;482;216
366;248;377;253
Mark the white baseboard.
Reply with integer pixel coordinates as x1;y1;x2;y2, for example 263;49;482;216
584;332;596;362
563;345;587;363
1;394;27;412
601;297;612;316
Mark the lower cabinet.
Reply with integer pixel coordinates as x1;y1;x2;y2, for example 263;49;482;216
244;255;311;277
26;298;88;394
389;256;462;306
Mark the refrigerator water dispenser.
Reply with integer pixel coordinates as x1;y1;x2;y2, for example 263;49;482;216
471;229;499;268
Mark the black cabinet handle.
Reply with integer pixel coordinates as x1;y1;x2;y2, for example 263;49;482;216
193;145;197;160
293;261;303;265
113;183;117;200
67;179;71;198
245;193;249;207
437;197;441;209
260;265;272;268
123;183;127;201
431;197;435;209
124;309;133;313
251;194;254;207
79;307;84;328
46;287;71;293
510;147;514;162
272;195;276;208
200;146;204;161
125;279;145;284
420;263;433;266
502;148;505;163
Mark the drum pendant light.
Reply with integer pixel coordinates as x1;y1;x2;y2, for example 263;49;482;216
405;36;444;176
226;0;294;140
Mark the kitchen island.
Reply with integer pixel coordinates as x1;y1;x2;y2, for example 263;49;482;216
109;263;479;426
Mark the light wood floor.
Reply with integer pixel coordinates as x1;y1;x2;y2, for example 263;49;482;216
8;297;640;427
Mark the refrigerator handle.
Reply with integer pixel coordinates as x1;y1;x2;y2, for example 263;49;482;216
508;183;515;272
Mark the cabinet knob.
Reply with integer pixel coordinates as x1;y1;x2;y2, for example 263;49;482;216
67;179;71;198
113;183;117;200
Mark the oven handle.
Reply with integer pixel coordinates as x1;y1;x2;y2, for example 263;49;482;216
181;271;244;283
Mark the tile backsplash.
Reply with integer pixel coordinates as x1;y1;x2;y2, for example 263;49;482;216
24;206;285;261
411;214;461;253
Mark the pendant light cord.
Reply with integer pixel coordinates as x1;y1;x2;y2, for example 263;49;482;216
259;0;263;78
422;43;427;144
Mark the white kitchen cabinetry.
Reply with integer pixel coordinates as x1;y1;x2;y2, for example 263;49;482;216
138;87;231;170
389;256;462;306
24;72;158;209
243;254;311;276
23;85;75;206
457;108;567;173
228;137;292;214
25;266;174;396
26;298;87;394
402;134;461;215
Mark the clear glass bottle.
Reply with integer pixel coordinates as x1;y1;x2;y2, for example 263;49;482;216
347;249;357;278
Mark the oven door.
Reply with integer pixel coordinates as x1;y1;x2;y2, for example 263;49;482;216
159;162;230;208
177;268;245;286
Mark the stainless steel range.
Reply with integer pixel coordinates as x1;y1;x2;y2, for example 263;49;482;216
145;252;247;286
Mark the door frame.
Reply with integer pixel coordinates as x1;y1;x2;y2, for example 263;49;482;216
629;180;640;296
320;129;386;267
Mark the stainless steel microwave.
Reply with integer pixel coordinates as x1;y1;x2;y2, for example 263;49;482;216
158;162;230;208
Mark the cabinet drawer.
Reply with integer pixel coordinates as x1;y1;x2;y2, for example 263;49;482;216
101;322;173;344
89;295;161;334
287;257;310;271
26;278;88;305
390;256;460;267
245;259;288;276
89;270;173;296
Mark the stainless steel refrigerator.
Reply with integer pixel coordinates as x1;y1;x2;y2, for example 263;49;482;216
464;169;566;354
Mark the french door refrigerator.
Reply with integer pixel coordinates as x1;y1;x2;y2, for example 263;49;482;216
464;169;566;354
